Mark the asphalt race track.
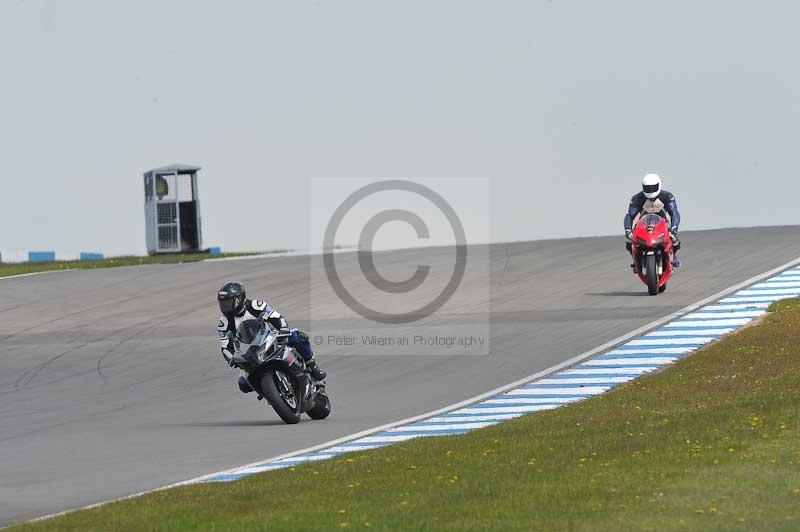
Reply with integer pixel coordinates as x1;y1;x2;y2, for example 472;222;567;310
2;226;800;525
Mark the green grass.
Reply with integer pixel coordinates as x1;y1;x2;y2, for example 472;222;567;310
0;252;281;278
11;300;800;531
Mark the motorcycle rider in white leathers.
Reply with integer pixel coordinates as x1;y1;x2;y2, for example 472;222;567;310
216;281;326;393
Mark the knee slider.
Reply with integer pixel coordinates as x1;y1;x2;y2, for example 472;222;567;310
238;376;253;393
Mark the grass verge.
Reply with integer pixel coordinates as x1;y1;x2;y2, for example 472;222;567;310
11;299;800;531
0;252;278;278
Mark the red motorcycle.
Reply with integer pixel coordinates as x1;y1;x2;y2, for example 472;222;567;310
629;213;675;295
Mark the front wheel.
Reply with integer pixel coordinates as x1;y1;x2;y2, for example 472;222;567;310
645;254;659;296
307;392;332;420
261;369;301;424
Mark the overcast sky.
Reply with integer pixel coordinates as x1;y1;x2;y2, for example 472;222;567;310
1;1;798;257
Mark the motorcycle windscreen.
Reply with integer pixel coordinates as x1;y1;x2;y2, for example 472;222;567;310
640;214;663;229
236;320;262;344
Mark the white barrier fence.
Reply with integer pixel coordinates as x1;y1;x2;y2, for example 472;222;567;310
0;250;105;263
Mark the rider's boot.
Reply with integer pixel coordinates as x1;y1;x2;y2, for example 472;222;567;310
671;252;681;268
307;359;327;381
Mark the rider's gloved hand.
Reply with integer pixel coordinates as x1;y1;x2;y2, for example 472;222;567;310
669;228;681;252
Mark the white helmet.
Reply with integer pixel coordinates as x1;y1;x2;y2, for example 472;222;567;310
642;173;661;200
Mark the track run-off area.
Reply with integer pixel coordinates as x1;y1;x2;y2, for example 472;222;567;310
2;226;800;525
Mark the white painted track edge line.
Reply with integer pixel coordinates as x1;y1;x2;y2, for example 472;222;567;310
17;254;800;528
0;269;77;281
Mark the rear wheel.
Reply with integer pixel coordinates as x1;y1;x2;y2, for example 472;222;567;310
307;392;332;420
645;254;659;296
261;369;301;424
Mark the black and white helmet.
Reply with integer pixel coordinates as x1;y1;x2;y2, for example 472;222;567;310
217;281;246;316
642;173;662;200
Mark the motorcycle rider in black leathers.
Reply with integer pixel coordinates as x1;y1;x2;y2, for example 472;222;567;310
216;281;326;393
624;173;682;268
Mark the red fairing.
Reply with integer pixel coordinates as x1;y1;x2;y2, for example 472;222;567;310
630;214;674;292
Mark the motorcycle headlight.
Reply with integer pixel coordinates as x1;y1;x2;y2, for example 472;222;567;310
636;235;665;246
